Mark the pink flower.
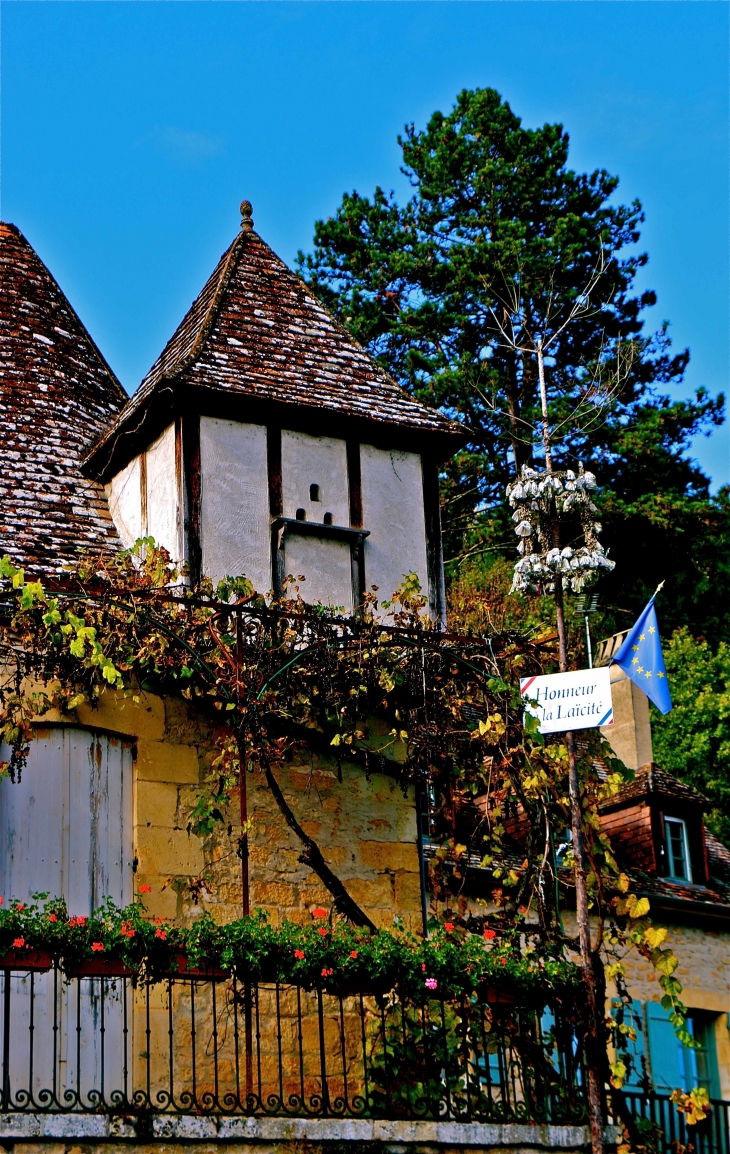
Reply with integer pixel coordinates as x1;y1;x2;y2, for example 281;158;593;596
91;942;104;952
483;928;496;940
425;977;438;991
12;937;24;948
138;884;152;894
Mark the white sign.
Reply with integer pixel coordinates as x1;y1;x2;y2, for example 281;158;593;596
520;667;614;734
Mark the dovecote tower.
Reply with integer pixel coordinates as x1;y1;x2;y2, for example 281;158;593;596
85;202;462;618
0;223;126;578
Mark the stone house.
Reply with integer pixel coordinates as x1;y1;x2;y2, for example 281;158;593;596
1;207;728;1152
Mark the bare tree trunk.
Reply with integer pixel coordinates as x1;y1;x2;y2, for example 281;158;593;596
540;343;604;1154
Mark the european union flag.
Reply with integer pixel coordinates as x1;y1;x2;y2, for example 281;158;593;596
613;595;672;714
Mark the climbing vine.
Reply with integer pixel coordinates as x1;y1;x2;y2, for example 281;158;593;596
0;543;699;1140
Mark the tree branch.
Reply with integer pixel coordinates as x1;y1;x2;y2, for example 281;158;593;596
263;762;377;932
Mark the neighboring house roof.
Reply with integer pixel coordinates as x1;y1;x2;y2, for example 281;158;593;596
597;765;706;813
85;206;463;481
0;222;125;580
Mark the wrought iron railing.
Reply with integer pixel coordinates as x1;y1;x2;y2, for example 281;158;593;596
0;964;587;1122
619;1092;730;1154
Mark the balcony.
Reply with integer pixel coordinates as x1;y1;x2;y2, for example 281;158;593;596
0;959;591;1143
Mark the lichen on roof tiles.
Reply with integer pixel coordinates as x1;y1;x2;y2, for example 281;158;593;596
0;222;126;580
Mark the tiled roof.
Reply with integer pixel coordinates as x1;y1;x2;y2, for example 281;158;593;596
597;765;707;812
86;218;462;478
0;222;125;579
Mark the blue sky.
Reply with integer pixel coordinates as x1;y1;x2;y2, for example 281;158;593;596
2;1;728;486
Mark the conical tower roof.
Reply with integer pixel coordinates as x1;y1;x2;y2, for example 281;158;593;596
0;222;126;580
86;203;462;481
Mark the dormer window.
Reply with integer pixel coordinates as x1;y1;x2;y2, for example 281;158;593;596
665;816;692;883
310;484;322;502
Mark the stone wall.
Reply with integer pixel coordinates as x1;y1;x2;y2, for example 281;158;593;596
37;688;423;932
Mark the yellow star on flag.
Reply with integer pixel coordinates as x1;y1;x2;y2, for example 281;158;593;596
632;645;639;652
658;672;664;679
639;633;645;641
645;670;652;678
637;666;643;673
632;657;639;665
649;626;656;634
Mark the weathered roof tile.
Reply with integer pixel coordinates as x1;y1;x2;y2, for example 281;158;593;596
86;220;461;478
0;222;126;580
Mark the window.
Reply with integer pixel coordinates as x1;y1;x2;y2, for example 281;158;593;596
664;816;692;882
309;483;322;502
645;1003;720;1097
295;507;307;521
323;512;334;526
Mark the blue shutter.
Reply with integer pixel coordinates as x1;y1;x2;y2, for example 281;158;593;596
646;1002;691;1091
616;1000;648;1089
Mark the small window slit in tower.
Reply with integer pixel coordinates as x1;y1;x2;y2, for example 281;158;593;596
323;512;334;526
296;508;307;521
310;484;322;502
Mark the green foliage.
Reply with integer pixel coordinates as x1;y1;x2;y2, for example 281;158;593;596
297;86;726;639
651;628;730;842
0;894;579;997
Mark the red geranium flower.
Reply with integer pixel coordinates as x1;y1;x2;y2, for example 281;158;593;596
12;937;24;948
138;884;152;894
49;914;57;923
294;949;305;960
321;967;333;977
312;907;328;918
16;904;24;911
483;928;496;940
91;942;104;952
317;926;328;936
155;929;166;940
350;950;358;959
444;922;454;932
500;957;508;966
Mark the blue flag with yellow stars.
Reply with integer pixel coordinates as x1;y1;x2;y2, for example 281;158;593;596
613;595;672;714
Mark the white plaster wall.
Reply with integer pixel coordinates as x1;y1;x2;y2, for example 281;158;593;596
199;417;271;593
106;456;142;549
281;431;349;526
360;446;428;608
283;535;353;612
145;424;181;561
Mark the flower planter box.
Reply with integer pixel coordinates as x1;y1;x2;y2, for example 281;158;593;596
479;983;520;1007
168;952;228;980
0;949;53;972
66;957;132;978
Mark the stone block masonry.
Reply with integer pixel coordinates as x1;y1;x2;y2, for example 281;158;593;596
36;688;423;930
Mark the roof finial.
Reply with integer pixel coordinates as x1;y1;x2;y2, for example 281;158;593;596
240;200;254;234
